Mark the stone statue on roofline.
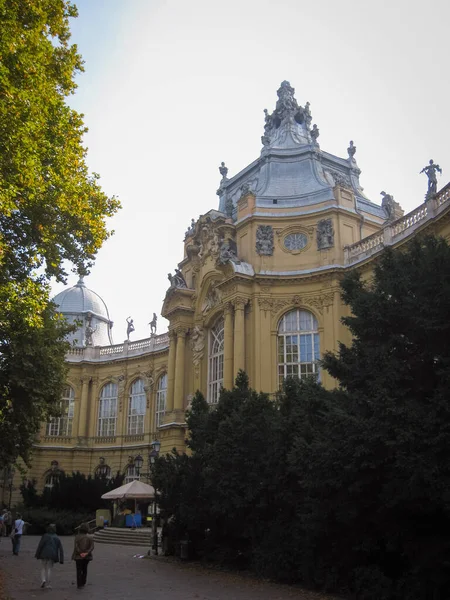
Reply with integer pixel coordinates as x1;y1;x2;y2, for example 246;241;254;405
347;140;356;160
420;159;442;200
219;162;228;179
149;313;157;335
310;124;320;144
168;268;187;290
126;317;135;341
84;312;97;347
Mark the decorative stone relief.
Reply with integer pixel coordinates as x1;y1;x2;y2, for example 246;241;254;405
258;293;335;316
256;225;274;256
217;238;240;265
167;268;187;290
190;326;205;376
317;219;334;250
327;170;352;189
202;286;223;315
225;196;234;218
232;296;248;311
117;375;126;413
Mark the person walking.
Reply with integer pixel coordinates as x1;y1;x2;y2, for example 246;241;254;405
34;524;64;589
11;513;25;556
72;523;94;589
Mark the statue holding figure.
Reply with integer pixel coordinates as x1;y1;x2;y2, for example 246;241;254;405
126;317;135;341
149;313;157;335
380;191;396;221
168;268;187;290
420;159;442;199
84;313;97;347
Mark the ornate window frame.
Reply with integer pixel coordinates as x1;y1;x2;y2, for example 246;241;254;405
97;382;118;437
44;461;63;489
277;309;320;388
275;225;313;255
207;317;224;404
155;373;167;429
127;378;146;435
124;463;140;484
46;386;75;437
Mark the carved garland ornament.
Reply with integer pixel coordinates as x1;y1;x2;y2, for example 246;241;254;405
190;326;205;376
258;293;334;316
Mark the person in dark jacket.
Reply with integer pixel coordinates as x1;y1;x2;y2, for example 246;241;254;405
72;523;94;589
35;524;64;589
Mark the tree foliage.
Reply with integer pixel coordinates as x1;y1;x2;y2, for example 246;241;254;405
0;1;120;464
20;470;125;513
0;0;120;281
153;237;450;599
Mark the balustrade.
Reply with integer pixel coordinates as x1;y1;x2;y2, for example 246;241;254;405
345;184;450;265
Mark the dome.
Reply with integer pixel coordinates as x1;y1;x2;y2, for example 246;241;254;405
53;277;114;347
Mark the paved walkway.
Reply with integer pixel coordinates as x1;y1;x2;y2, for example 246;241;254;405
0;535;337;600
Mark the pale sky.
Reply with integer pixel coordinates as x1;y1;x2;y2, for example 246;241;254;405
51;0;449;342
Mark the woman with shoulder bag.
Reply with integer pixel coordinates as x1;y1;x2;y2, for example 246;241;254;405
72;523;94;589
35;524;64;589
11;513;25;556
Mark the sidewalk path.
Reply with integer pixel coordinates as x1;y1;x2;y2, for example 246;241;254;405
0;535;338;600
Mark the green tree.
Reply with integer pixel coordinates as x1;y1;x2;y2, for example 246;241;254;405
0;0;120;281
315;236;450;598
0;1;120;465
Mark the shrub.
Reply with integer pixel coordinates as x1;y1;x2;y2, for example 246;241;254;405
21;507;93;535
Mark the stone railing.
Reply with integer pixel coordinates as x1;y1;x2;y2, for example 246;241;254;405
35;431;159;448
66;332;169;363
345;183;450;265
41;435;73;444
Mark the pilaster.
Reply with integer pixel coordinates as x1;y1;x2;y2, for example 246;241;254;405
223;302;234;389
233;297;247;378
174;327;187;410
166;330;177;412
75;376;89;438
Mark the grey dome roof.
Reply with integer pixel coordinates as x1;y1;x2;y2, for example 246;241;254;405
53;277;114;347
53;277;110;319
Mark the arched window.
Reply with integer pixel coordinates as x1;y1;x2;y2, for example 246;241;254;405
125;464;140;483
95;459;111;479
128;379;146;435
44;461;63;489
155;374;167;429
97;382;118;437
208;318;224;404
46;386;75;436
278;309;320;388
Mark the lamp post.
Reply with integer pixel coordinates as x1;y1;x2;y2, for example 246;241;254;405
133;454;144;478
149;440;161;555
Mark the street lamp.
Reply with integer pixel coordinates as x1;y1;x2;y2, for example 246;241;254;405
133;454;144;478
149;440;161;555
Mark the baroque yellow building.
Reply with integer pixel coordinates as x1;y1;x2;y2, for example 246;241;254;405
3;81;449;505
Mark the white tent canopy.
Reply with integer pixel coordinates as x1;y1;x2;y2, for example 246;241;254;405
101;480;156;500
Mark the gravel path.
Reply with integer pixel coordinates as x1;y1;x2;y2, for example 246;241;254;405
0;535;340;600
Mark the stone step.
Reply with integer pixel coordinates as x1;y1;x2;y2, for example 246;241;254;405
95;537;151;547
93;528;154;547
